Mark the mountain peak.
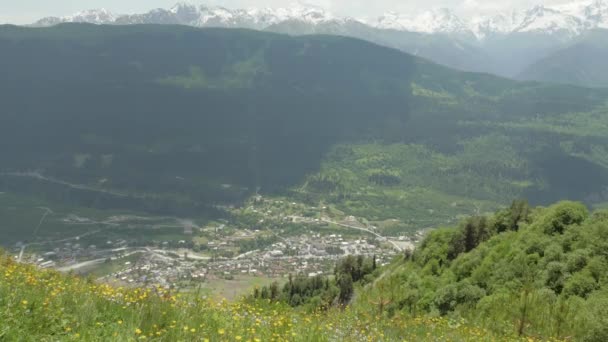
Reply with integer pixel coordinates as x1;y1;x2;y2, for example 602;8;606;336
583;0;608;27
528;4;550;13
514;4;583;35
33;8;117;26
31;2;608;39
170;2;197;13
376;8;470;34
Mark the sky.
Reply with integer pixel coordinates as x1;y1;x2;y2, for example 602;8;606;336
0;0;585;25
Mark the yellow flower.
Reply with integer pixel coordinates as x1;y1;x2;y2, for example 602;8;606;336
21;300;28;305
135;328;142;335
236;336;242;341
118;320;123;325
190;328;196;333
218;328;225;335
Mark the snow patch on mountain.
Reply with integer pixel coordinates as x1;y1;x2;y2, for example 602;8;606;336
513;5;584;35
470;12;523;38
376;8;470;35
32;1;608;40
35;8;117;26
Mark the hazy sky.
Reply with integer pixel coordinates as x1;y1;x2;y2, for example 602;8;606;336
0;0;583;25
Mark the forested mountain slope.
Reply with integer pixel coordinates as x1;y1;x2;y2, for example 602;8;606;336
31;2;608;86
1;24;608;227
356;201;608;341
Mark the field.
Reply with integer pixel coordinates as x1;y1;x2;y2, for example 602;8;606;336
198;275;281;301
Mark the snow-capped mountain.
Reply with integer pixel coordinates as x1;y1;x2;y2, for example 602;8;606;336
512;5;585;36
376;8;471;35
579;0;608;28
117;3;338;29
29;0;608;86
470;12;523;38
33;1;608;40
377;0;608;39
552;0;608;28
35;8;118;27
35;3;339;30
469;6;585;39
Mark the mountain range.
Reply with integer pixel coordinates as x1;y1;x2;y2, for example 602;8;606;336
33;1;608;38
31;1;608;88
1;23;608;224
3;14;608;342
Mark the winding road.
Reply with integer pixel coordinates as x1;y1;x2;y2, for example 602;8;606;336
320;219;404;252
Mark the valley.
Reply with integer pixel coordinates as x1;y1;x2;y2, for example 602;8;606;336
1;21;608;341
4;191;404;298
2;23;608;302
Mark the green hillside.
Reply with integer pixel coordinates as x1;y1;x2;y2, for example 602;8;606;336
0;253;522;341
1;24;608;234
3;201;608;341
266;20;496;75
356;201;608;341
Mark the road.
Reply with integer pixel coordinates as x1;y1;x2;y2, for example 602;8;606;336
32;207;53;236
320;219;404;252
1;171;135;198
57;248;149;272
57;258;107;272
18;229;102;262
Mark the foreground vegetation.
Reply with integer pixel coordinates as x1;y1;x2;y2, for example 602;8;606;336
358;201;608;341
4;200;608;341
3;254;518;341
251;256;378;310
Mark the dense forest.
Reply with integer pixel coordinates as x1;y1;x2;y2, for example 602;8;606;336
356;201;608;341
251;255;377;309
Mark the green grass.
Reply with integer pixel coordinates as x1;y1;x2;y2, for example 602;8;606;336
295;141;525;228
0;254;536;341
0;193;103;245
199;276;280;301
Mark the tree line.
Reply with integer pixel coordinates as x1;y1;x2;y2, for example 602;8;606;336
251;255;377;310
